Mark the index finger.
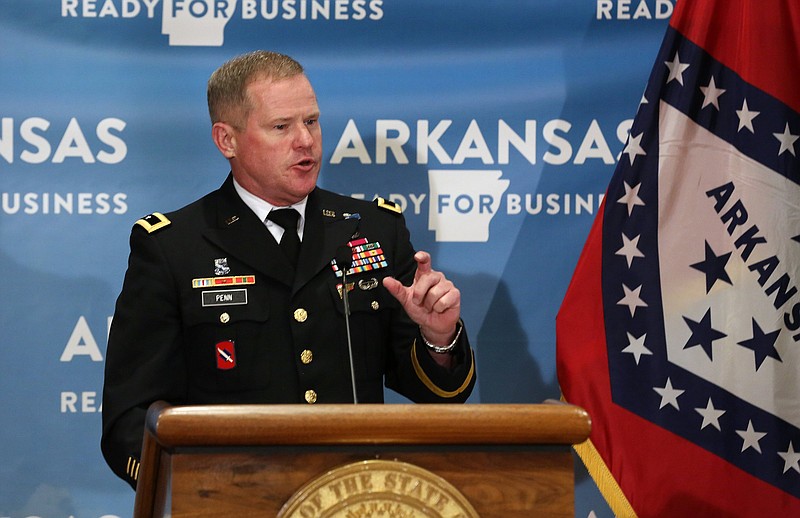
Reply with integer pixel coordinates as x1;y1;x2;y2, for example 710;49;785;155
414;251;433;274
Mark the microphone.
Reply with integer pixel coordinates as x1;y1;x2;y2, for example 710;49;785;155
335;245;358;404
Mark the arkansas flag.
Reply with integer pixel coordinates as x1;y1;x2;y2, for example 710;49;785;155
556;1;800;516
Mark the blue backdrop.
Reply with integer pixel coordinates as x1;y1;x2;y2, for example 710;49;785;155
1;1;671;516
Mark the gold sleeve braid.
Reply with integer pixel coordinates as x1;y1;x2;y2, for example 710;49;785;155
410;340;475;398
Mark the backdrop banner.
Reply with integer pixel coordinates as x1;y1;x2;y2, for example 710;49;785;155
0;1;670;516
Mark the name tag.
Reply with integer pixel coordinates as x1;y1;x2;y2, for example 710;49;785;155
202;289;248;307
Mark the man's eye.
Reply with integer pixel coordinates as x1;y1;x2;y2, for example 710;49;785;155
305;119;318;126
274;124;287;130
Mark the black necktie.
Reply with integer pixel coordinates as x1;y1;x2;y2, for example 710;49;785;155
267;209;300;265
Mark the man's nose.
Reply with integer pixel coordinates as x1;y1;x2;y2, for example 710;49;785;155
293;123;315;147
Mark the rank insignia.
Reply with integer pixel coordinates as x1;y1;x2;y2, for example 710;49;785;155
214;258;231;276
216;340;236;370
134;212;171;233
376;197;402;214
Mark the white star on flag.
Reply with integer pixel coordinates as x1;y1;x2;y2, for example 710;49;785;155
615;232;645;267
665;52;690;85
622;331;652;365
699;76;726;109
623;132;647;165
774;123;799;156
778;442;800;474
654;377;684;410
736;420;767;453
616;181;645;216
695;398;726;431
617;283;648;317
736;99;760;133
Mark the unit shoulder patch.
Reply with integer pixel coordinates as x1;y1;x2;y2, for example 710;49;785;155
134;212;172;234
375;197;402;215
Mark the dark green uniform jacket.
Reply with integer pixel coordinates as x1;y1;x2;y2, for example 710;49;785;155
101;175;476;488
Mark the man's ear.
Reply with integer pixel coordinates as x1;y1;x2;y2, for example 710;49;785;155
212;122;237;159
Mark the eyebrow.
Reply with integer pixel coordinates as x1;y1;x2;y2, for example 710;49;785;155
270;111;320;123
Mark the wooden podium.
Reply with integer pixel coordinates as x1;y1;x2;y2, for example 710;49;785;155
134;402;591;517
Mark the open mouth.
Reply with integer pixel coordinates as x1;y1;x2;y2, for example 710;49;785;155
294;158;316;170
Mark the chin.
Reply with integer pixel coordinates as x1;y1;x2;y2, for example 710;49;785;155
299;172;320;191
289;181;317;201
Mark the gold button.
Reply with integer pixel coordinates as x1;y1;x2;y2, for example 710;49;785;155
304;389;317;404
371;301;380;310
300;349;313;364
294;308;308;322
219;312;230;324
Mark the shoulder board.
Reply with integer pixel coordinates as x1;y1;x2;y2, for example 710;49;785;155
375;197;402;215
134;212;171;234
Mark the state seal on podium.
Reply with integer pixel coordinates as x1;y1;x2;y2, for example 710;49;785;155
278;459;479;517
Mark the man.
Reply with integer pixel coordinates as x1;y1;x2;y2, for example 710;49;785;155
101;51;476;489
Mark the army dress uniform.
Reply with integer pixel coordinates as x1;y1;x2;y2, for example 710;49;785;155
101;175;476;488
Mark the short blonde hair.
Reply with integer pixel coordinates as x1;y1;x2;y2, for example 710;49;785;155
207;50;305;126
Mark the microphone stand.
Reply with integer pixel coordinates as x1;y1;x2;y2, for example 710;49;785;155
337;247;358;404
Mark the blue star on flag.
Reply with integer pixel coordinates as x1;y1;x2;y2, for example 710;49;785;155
683;308;727;360
737;318;782;370
690;241;733;293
